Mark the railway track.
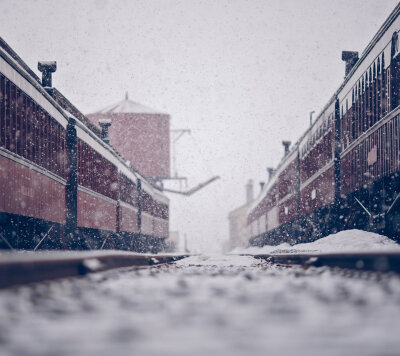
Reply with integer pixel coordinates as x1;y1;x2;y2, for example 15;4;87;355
2;250;400;290
0;252;189;289
246;251;400;273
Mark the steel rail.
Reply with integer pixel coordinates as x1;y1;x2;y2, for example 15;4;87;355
246;252;400;273
0;252;189;289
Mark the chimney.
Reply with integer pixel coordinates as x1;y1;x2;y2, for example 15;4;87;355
246;179;254;203
341;51;359;77
38;61;57;87
99;118;112;144
282;141;291;156
259;181;265;191
267;167;275;181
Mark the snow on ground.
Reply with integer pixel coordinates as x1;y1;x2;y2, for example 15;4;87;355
1;254;400;356
232;229;400;255
175;254;256;267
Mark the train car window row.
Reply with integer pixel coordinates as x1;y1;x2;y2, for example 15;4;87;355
300;114;333;158
0;74;66;178
119;173;138;206
341;52;389;150
77;138;118;200
141;190;168;219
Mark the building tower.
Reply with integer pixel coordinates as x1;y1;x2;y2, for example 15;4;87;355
87;93;170;179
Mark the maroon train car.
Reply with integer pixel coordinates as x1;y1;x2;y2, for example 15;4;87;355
0;37;169;252
248;4;400;246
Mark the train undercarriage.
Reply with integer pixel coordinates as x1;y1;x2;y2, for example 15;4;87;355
249;171;400;247
0;212;166;253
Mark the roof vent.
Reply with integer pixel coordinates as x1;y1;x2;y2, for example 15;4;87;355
99;118;112;144
341;51;359;77
38;61;57;87
282;141;291;156
267;167;275;181
246;179;254;204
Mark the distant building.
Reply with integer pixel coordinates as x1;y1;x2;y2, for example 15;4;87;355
228;180;256;249
87;93;170;179
166;231;180;252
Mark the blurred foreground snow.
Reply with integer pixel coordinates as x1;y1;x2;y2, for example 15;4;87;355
1;251;400;355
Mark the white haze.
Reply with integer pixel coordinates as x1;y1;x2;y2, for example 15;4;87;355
0;0;398;251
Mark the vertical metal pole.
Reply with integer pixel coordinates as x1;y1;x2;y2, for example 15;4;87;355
296;150;301;219
137;178;142;236
65;118;78;248
334;98;342;233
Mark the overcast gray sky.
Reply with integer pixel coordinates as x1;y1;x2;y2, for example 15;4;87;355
1;0;399;251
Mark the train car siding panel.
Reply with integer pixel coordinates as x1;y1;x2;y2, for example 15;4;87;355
278;159;299;201
141;212;154;236
340;111;400;195
278;194;299;225
0;155;65;224
300;167;334;216
77;189;116;232
153;218;169;238
77;139;118;200
300;130;334;183
118;173;138;207
119;203;138;233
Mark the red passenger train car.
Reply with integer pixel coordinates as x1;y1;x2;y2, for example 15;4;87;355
248;4;400;246
0;37;169;252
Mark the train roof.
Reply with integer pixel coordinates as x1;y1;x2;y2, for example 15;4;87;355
0;37;41;85
336;2;400;96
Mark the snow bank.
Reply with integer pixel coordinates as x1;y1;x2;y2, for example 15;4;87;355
232;229;400;255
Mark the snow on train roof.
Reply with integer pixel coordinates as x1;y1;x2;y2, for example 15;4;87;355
93;93;167;115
